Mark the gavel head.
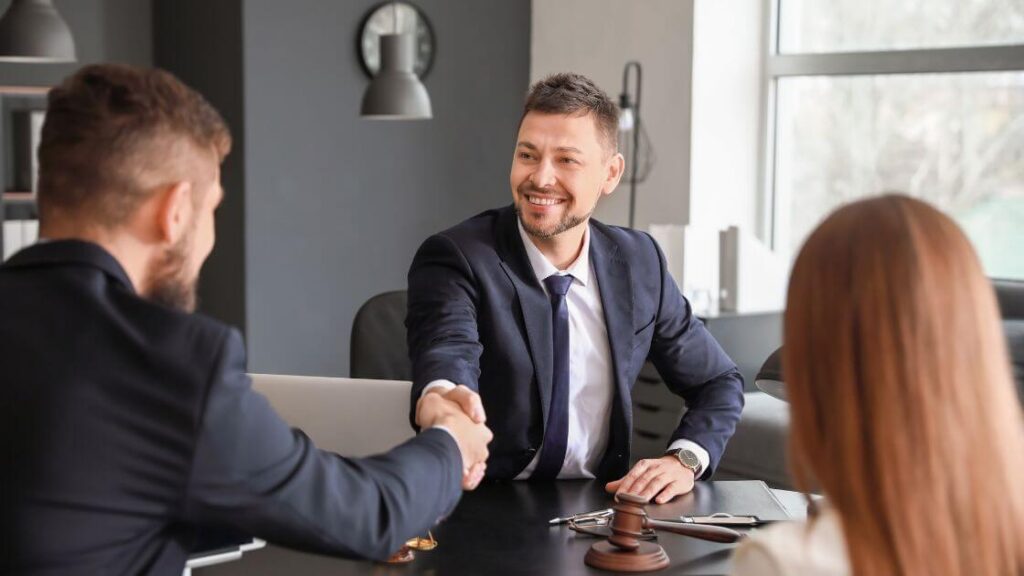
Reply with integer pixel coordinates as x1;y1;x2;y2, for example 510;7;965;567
607;492;650;551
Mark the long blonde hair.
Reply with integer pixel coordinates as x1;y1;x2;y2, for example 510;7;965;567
784;194;1024;575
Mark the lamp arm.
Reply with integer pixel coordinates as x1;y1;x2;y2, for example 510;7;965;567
621;61;642;229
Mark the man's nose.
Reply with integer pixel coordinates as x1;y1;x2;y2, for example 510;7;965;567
530;159;556;190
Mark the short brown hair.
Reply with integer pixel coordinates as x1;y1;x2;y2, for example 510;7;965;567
521;73;619;152
38;64;232;227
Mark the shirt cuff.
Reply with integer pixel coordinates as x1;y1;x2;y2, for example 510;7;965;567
421;379;457;397
667;439;710;479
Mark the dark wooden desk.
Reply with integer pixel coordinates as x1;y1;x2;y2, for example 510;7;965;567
202;480;795;576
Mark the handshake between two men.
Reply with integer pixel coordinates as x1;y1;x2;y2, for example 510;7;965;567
417;385;698;503
415;385;493;490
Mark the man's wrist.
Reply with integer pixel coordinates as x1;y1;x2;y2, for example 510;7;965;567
660;454;696;480
663;448;703;479
666;439;710;479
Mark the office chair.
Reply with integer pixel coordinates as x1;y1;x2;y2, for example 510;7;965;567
994;279;1024;401
755;279;1024;403
754;347;784;401
715;347;790;489
349;290;412;381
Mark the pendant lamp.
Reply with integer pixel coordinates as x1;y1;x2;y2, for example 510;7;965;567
360;2;431;120
0;0;76;63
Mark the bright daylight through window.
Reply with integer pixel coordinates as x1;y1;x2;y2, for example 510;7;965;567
768;0;1024;280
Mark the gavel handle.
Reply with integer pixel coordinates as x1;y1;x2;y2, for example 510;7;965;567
644;518;743;543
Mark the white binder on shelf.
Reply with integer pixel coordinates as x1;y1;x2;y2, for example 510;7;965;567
649;223;721;317
719;226;787;314
2;219;39;261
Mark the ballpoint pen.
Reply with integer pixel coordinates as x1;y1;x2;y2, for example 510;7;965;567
548;508;613;525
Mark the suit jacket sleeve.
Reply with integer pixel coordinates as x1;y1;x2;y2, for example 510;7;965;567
183;329;464;561
405;233;483;427
644;234;745;478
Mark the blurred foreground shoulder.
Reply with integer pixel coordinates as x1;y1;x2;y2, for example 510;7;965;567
731;508;849;576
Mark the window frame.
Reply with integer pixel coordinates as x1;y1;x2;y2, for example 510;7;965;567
760;0;1024;250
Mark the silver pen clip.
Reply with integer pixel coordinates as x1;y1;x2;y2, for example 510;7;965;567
548;508;614;525
678;512;762;526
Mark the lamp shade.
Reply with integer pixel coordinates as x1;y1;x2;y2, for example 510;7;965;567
0;0;76;63
754;347;786;401
360;33;431;120
618;106;634;132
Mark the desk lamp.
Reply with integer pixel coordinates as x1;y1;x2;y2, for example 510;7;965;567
754;347;786;401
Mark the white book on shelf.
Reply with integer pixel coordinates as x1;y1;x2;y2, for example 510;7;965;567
29;112;44;193
12;110;45;195
3;220;24;261
23;219;39;247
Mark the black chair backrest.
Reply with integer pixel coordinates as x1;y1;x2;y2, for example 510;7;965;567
350;290;412;381
994;280;1024;402
760;280;1024;404
995;279;1024;320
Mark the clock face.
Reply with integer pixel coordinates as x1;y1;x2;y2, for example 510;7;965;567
359;2;435;78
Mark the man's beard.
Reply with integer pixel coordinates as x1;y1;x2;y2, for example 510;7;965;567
145;233;198;312
514;182;594;239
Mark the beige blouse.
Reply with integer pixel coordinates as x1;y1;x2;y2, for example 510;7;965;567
731;508;850;576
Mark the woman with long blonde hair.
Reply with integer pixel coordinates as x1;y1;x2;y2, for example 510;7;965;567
732;195;1024;575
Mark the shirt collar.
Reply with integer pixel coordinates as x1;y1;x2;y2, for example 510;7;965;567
516;217;591;287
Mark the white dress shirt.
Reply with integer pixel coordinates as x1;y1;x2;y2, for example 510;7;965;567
424;219;709;479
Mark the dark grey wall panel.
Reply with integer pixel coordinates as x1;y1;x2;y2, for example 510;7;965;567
153;0;246;332
243;0;531;376
0;0;152;86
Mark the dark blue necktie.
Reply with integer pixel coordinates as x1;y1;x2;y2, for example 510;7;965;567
532;274;574;479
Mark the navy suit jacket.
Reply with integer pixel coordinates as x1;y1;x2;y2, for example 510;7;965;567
0;241;463;575
407;206;744;480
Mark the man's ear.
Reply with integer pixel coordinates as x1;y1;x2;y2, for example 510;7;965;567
154;181;193;244
602;152;626;197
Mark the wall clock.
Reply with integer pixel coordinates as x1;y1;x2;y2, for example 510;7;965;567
358;2;435;78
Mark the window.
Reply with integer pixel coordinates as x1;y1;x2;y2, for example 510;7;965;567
765;0;1024;280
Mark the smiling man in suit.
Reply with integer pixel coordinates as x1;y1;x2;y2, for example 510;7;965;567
407;73;744;503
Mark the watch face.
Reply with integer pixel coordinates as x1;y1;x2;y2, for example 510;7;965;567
679;450;701;469
359;2;435;78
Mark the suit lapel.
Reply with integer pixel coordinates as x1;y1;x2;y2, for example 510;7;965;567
590;224;634;430
495;207;555;428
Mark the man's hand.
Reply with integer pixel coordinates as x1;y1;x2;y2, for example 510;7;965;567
604;456;695;504
417;392;492;490
416;384;487;426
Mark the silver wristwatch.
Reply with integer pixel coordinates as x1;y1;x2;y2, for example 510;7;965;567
665;447;703;478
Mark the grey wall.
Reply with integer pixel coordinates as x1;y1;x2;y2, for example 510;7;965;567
243;0;531;376
153;0;247;333
0;0;152;86
18;0;530;376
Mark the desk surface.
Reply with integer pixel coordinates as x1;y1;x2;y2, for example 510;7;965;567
209;480;798;576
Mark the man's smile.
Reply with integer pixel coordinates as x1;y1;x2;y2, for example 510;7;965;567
524;193;567;206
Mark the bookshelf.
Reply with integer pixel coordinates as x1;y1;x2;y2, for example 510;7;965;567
0;86;47;260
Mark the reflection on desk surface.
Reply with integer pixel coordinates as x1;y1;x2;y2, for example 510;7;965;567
200;480;796;576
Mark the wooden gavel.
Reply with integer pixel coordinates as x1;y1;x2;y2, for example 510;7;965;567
585;492;744;572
